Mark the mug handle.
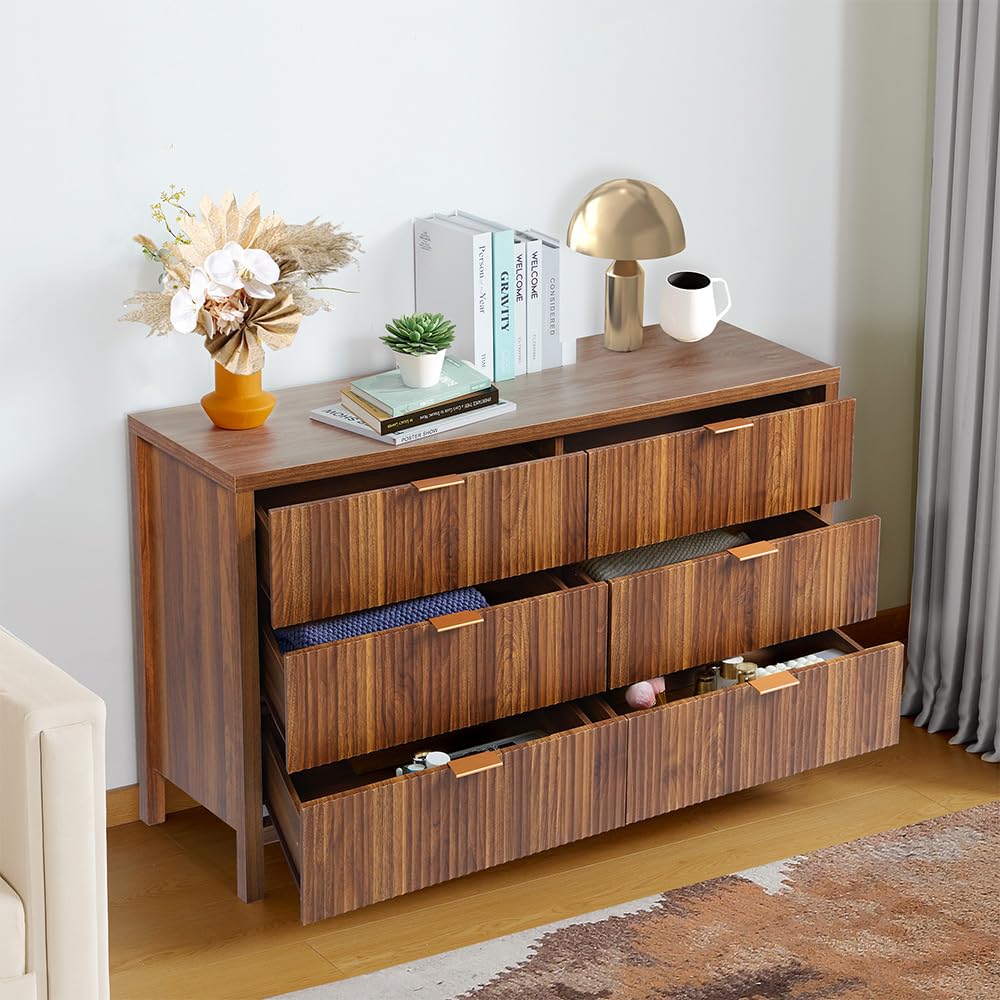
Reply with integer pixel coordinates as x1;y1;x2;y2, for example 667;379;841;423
712;278;732;321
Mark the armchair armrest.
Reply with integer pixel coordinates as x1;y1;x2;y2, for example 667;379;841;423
0;626;109;1000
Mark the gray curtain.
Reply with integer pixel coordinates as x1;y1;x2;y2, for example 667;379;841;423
903;0;1000;760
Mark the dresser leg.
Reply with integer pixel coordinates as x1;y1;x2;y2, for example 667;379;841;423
139;767;167;826
236;812;265;903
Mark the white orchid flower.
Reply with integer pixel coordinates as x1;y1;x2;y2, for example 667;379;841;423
203;241;280;300
170;267;210;333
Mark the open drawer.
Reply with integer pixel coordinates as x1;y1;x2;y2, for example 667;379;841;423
607;510;880;686
589;629;904;824
262;570;610;771
263;699;627;924
257;444;587;628
569;394;855;558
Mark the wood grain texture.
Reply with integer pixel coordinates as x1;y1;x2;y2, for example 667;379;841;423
609;515;881;686
505;722;626;861
587;398;856;556
128;442;263;901
128;432;166;826
262;453;587;626
625;641;904;824
127;324;839;492
264;716;626;924
264;582;609;770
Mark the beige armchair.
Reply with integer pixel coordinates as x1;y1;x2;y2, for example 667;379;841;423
0;626;109;1000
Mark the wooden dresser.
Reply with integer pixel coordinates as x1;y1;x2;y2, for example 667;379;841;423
128;323;902;924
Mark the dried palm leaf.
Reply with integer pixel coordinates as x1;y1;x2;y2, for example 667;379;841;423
120;291;175;336
284;277;334;316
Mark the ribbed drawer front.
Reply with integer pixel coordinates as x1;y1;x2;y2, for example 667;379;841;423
625;640;903;824
264;713;627;924
261;452;587;628
587;398;855;558
608;515;880;687
263;579;609;771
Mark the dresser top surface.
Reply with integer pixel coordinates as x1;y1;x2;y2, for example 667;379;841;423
128;323;838;491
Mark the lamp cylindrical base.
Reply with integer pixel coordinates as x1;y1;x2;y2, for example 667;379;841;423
604;259;645;352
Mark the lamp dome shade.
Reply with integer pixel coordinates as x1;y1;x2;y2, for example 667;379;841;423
566;178;686;261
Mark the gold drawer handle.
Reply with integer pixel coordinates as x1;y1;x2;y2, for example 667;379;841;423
748;671;800;695
429;610;485;633
448;750;503;778
411;474;466;492
704;417;754;434
728;541;779;562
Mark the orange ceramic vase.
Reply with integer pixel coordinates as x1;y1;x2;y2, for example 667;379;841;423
200;364;276;430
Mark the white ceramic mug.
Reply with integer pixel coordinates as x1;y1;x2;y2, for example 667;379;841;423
659;271;732;343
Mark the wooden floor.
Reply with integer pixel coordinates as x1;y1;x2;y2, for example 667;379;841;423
108;719;1000;999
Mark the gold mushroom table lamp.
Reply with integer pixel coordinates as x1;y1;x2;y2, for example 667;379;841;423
566;179;686;352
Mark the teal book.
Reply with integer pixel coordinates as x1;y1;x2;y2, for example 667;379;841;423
350;357;493;417
452;212;517;382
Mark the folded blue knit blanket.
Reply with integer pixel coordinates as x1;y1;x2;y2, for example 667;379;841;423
275;586;490;652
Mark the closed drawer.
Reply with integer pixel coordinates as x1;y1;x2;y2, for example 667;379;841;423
616;630;903;823
259;450;587;627
264;702;627;923
608;511;880;687
263;570;609;771
585;398;855;557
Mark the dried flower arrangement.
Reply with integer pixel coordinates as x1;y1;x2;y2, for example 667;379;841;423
122;186;361;375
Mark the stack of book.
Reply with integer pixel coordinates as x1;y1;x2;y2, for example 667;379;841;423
413;211;573;382
310;357;516;445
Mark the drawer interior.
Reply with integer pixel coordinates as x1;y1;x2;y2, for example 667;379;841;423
266;566;591;654
563;387;828;452
257;441;554;514
584;508;831;573
273;696;598;806
587;628;864;718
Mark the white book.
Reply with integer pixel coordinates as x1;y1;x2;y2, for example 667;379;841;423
310;399;517;445
523;229;562;370
446;212;517;382
413;215;494;379
518;231;544;373
512;238;527;375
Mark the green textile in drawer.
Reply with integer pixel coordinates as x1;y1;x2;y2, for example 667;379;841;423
580;527;752;581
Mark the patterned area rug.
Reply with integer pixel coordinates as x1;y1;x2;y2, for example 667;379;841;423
275;801;1000;1000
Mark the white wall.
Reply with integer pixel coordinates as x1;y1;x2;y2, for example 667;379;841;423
0;0;934;790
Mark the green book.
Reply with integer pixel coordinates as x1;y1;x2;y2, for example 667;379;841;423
350;357;493;417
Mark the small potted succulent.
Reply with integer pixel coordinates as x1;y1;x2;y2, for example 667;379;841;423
381;312;456;388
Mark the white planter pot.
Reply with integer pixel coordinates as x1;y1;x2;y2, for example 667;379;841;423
393;349;447;389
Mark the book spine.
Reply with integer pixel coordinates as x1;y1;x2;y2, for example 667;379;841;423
380;388;499;434
472;233;494;379
413;218;493;381
491;230;516;382
540;241;562;370
389;400;516;444
513;240;527;376
310;407;386;442
525;239;543;373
